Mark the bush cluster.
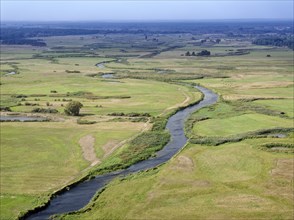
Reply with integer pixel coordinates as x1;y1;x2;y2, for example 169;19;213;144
77;118;96;124
0;106;12;112
108;112;151;117
32;108;58;113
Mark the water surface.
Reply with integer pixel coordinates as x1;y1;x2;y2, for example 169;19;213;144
101;74;114;78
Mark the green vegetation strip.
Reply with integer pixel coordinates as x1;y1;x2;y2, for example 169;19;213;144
89;94;204;176
190;128;294;146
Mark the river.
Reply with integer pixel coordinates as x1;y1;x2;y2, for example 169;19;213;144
26;86;218;220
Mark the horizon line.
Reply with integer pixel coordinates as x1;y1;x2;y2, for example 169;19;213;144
1;18;293;23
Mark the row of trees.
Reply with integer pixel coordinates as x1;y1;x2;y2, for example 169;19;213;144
1;100;83;116
185;50;211;56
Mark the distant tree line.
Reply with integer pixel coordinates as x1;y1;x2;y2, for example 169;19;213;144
0;28;104;46
0;27;179;47
4;20;292;35
1;39;46;46
252;37;294;50
0;27;101;39
1;23;293;47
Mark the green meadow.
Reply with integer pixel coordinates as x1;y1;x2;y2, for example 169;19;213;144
0;30;293;220
193;114;293;137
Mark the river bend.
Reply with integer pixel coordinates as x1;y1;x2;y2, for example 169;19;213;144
26;86;218;220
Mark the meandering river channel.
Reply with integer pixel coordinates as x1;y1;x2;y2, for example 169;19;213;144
26;86;218;220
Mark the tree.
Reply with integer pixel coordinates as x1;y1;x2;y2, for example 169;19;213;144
197;50;211;56
64;101;83;116
185;51;191;56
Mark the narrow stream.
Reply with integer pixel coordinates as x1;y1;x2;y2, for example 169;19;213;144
26;86;218;220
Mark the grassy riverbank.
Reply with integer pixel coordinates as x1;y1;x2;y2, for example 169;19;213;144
60;139;293;220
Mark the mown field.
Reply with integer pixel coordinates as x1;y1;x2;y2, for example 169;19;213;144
0;31;293;220
1;121;145;219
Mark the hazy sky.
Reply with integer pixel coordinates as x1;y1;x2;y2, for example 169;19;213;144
1;0;293;21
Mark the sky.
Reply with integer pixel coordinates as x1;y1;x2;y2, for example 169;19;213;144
1;0;293;21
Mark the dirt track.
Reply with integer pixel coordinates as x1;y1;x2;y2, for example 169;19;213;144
79;135;100;166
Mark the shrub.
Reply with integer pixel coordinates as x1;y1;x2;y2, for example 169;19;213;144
151;117;168;131
197;50;211;56
120;131;170;163
25;102;38;106
263;143;294;149
0;106;11;112
65;70;81;73
108;112;125;116
62;98;72;102
107;112;151;117
77;118;96;124
11;94;27;98
64;101;83;116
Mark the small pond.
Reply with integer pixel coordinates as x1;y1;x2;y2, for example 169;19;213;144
0;116;47;122
101;74;114;78
5;72;17;76
268;133;286;138
96;64;105;69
